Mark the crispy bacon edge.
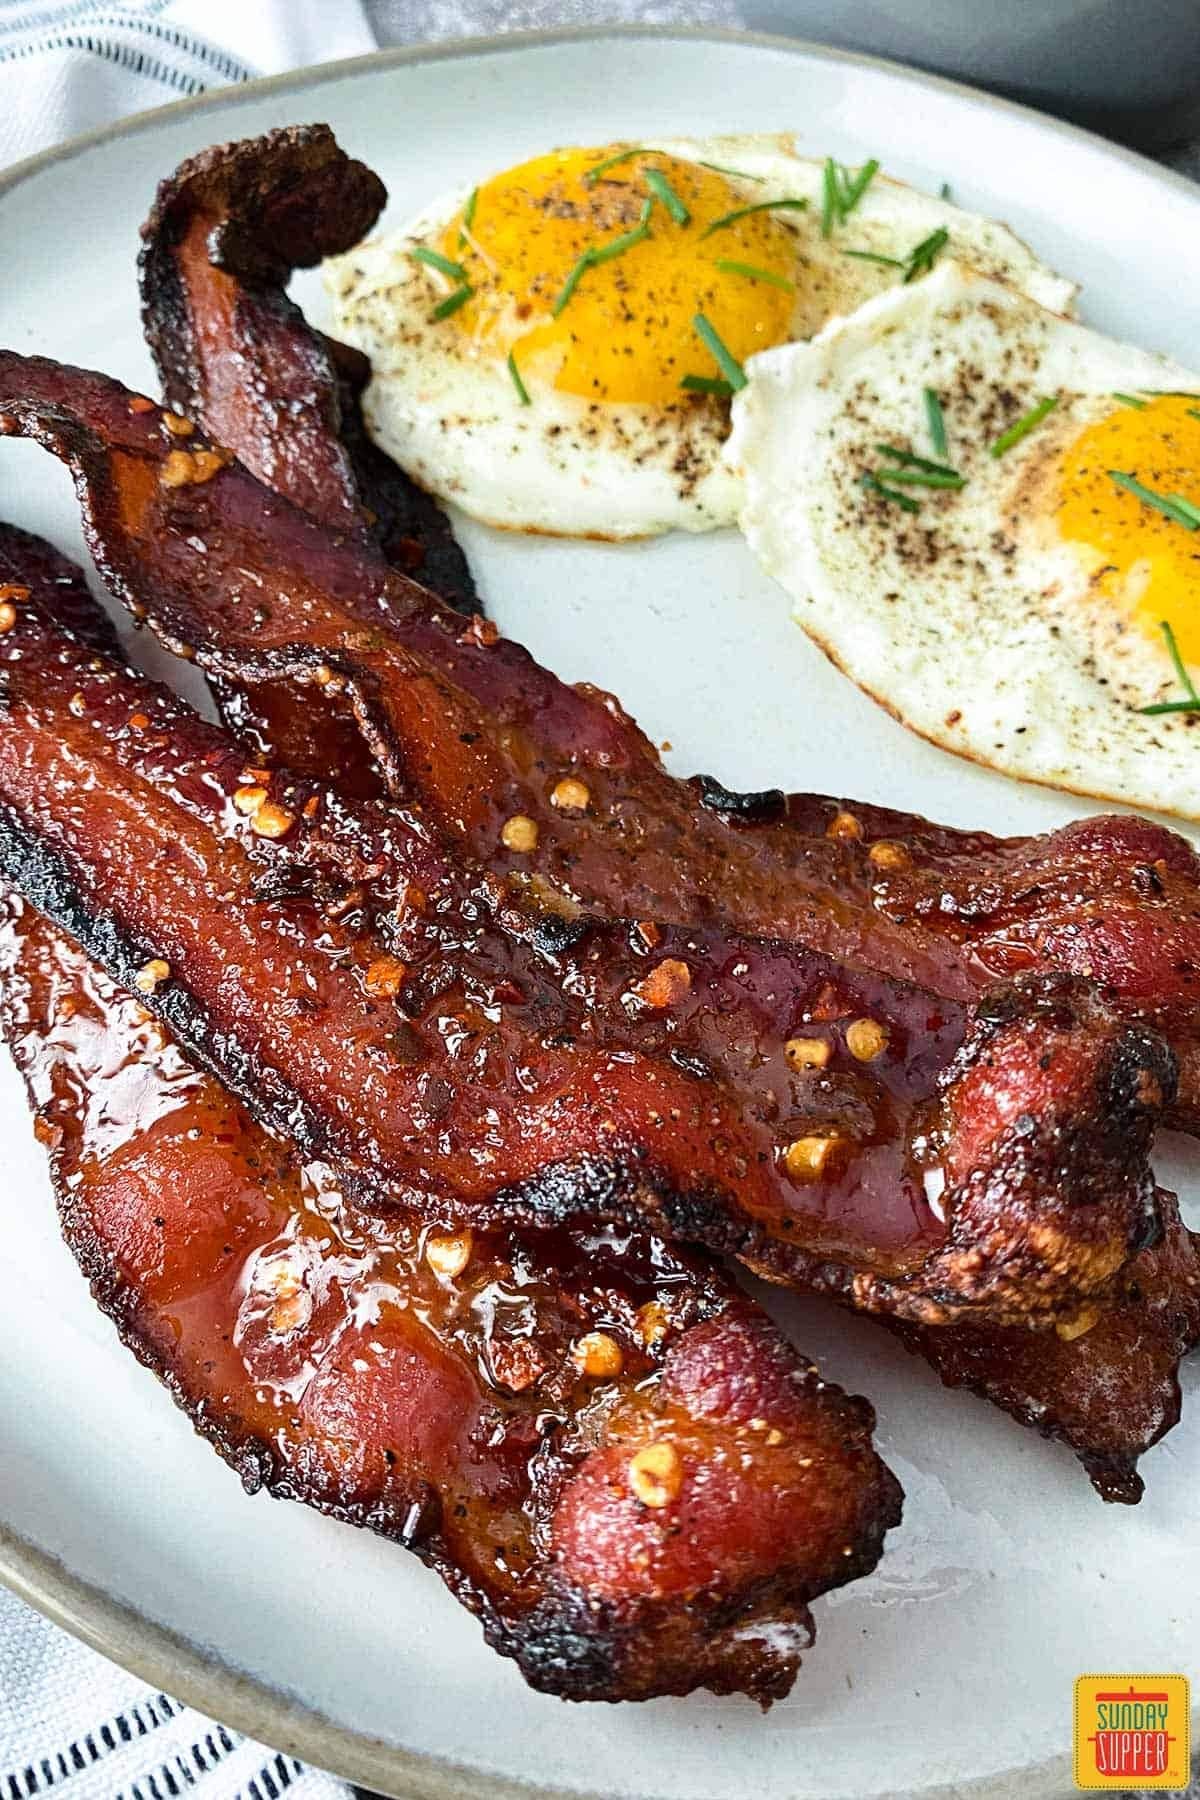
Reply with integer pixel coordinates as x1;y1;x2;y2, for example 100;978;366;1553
139;121;476;606
139;121;479;797
885;1194;1200;1504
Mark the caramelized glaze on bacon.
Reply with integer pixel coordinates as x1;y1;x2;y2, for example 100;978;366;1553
0;893;903;1702
0;522;1170;1328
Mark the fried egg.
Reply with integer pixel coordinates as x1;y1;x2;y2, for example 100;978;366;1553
728;260;1200;818
324;136;1074;539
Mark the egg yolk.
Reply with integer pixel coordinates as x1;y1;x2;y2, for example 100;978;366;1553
1057;394;1200;664
434;145;797;405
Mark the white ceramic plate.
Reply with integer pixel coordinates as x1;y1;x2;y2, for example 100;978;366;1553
0;29;1197;1800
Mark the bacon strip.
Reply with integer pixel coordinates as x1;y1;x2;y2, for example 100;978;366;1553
140;123;478;798
139;122;474;602
0;524;1169;1329
1;891;904;1702
5;336;1199;1141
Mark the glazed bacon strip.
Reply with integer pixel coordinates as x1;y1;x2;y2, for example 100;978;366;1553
0;895;904;1704
139;123;477;601
128;135;1200;1128
1;532;1193;1498
13;336;1200;1108
0;525;1171;1330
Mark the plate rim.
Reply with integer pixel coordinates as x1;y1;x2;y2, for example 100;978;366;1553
0;24;1193;1800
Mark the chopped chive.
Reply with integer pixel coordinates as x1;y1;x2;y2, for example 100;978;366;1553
644;167;691;225
680;373;734;397
583;146;650;184
713;258;794;291
699;197;808;239
878;467;965;489
410;245;470;283
989;394;1059;457
506;350;531;407
1140;698;1200;715
838;158;880;218
553;255;590;317
821;156;880;236
1107;470;1200;530
552;199;653;316
431;285;472;321
874;443;958;477
1163;619;1199;697
589;197;653;264
939;180;952;200
923;387;948;460
859;470;920;513
820;157;839;238
1112;391;1147;408
903;226;949;282
1190;408;1200;423
1139;388;1200;398
1139;620;1200;715
692;312;747;393
1167;493;1200;528
841;248;905;267
458;187;478;246
697;159;765;183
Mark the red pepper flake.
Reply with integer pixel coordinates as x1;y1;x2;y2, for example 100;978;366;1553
632;958;692;1010
457;614;500;649
809;982;850;1022
159;446;231;489
364;954;408;998
489;1337;548;1393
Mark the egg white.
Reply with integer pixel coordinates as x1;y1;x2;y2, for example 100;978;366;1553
325;135;1075;541
728;260;1200;820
